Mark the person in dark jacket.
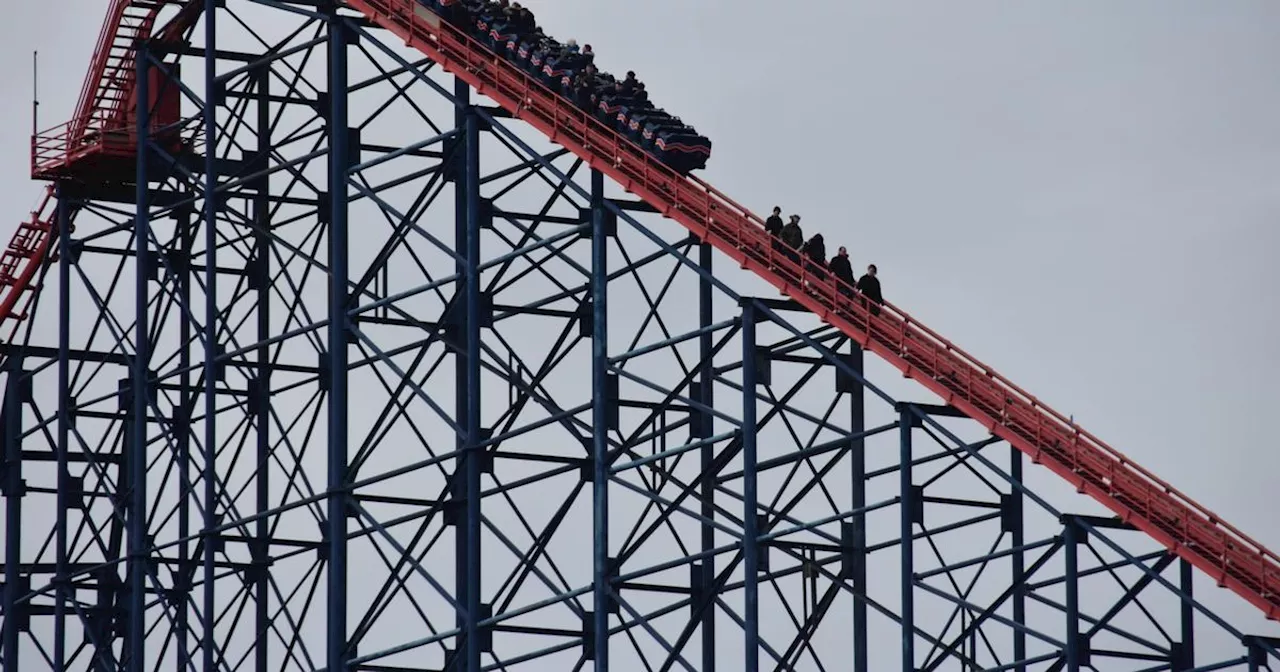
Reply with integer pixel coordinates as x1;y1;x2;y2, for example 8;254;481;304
802;233;826;281
763;206;784;264
829;246;854;297
620;71;639;95
780;215;804;266
764;207;783;237
856;264;883;315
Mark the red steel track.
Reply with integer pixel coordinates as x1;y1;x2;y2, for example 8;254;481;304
0;0;199;339
7;0;1279;621
349;0;1280;620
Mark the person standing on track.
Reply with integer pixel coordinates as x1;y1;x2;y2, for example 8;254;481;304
829;246;854;296
802;232;826;281
763;207;784;265
764;207;783;237
856;264;883;315
780;215;804;269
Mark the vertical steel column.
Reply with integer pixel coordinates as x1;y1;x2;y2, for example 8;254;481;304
741;301;760;672
1;353;22;672
1179;559;1195;669
898;406;914;672
253;64;272;672
452;77;470;672
697;230;715;671
326;12;351;671
462;85;484;672
129;44;153;672
176;202;191;672
201;3;220;668
1010;447;1026;671
1063;520;1080;672
848;346;867;672
590;168;610;671
54;182;71;672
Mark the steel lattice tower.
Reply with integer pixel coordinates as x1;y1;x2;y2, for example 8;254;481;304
2;1;1278;671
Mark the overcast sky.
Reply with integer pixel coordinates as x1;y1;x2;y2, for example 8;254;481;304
1;0;1278;668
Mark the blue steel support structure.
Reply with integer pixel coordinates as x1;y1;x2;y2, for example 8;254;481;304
0;1;1278;671
697;228;715;672
54;184;70;672
2;346;21;671
327;9;352;670
899;404;915;672
201;3;220;670
740;299;759;672
129;45;151;672
846;345;867;672
590;167;611;672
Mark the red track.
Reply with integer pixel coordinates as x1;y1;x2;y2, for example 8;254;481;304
6;0;1278;622
349;0;1280;619
0;1;196;339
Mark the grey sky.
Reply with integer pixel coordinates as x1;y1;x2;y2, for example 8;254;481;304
1;0;1278;667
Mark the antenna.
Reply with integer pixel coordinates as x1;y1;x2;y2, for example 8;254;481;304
31;51;39;137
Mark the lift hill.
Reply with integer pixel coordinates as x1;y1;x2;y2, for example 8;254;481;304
10;0;1279;622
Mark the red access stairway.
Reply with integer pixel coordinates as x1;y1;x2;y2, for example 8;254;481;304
347;0;1280;620
2;0;191;338
5;0;1276;623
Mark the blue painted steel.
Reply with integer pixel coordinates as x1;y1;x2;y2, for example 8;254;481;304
1064;520;1080;672
326;12;351;670
129;46;151;672
463;83;484;672
741;301;759;672
698;235;716;672
453;76;472;672
1181;559;1196;666
899;405;914;672
6;5;1280;670
201;3;220;670
253;61;272;672
1010;447;1026;672
1;351;21;672
848;345;867;672
54;183;69;672
590;167;611;671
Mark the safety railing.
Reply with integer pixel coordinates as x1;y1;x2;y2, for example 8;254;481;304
0;187;56;340
342;0;1280;618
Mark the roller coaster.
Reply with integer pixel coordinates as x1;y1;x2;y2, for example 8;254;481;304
0;1;1277;670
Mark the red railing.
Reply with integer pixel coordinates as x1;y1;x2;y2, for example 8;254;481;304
0;187;57;341
348;0;1280;619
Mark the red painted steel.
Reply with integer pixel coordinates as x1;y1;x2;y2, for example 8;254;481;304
349;0;1280;620
0;187;56;343
2;1;200;335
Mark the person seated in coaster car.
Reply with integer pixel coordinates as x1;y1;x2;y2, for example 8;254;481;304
432;0;471;27
487;13;524;55
597;86;643;132
515;32;551;72
509;2;537;33
623;106;670;144
529;37;562;77
474;0;513;43
570;70;601;110
540;39;582;89
618;96;665;141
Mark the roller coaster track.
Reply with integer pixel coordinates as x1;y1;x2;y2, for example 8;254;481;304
351;0;1280;620
0;0;199;340
7;0;1278;624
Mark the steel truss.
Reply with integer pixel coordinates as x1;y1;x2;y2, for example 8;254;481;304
1;1;1277;671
